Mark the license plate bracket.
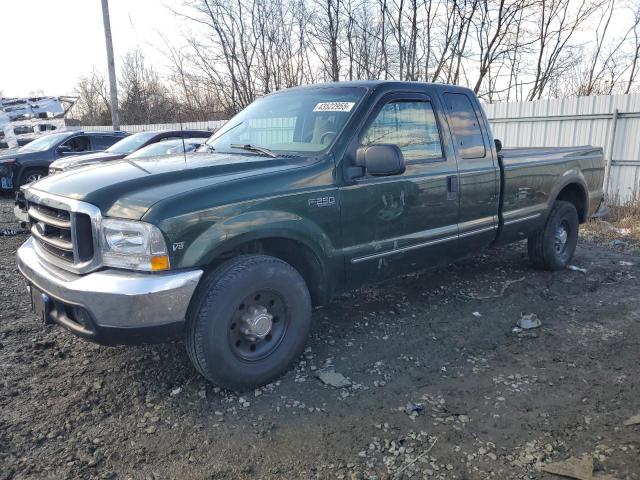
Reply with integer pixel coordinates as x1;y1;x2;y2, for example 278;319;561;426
29;285;53;325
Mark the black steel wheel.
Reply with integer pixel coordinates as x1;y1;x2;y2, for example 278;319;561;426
228;289;289;362
528;200;579;271
186;254;312;391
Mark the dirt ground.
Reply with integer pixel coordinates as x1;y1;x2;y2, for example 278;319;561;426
1;195;639;480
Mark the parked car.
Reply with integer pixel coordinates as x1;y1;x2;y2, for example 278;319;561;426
0;130;127;191
48;130;211;174
125;138;205;160
16;81;604;391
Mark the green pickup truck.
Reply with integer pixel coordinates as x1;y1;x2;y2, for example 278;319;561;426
17;81;604;390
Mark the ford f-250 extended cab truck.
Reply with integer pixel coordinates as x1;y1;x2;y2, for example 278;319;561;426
16;81;604;391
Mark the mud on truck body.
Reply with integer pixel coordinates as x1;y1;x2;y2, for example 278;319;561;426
16;81;605;391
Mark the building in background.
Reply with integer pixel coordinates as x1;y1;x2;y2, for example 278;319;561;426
0;96;77;150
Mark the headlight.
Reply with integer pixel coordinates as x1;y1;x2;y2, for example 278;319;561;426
101;219;170;271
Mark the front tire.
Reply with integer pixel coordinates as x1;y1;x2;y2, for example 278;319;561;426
186;254;312;391
528;200;579;271
19;168;47;187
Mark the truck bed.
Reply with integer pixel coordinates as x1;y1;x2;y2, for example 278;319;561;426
496;145;605;244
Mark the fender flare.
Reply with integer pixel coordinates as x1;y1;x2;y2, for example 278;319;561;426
14;161;50;186
546;173;589;223
180;210;336;303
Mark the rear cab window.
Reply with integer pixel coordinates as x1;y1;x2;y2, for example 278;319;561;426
442;92;486;159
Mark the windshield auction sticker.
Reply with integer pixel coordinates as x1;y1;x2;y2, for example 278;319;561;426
313;102;355;112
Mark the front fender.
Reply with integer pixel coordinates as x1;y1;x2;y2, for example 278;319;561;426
15;157;52;178
175;209;335;270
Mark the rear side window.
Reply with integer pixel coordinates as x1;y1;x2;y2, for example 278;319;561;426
92;135;121;150
442;93;486;159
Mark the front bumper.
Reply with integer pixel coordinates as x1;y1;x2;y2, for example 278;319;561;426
17;237;203;345
13;190;28;228
14;204;28;227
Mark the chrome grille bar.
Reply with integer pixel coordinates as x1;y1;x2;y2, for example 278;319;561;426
30;224;74;251
22;187;103;274
28;206;72;229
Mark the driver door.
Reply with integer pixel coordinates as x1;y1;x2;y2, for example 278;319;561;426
56;135;94;158
339;91;460;285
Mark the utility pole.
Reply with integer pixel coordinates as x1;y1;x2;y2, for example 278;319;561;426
101;0;120;130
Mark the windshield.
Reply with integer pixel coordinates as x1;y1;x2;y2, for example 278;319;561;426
106;132;156;155
126;140;200;159
204;86;366;156
19;132;72;152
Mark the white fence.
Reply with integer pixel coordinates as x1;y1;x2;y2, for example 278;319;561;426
81;92;640;204
485;94;640;204
74;119;228;134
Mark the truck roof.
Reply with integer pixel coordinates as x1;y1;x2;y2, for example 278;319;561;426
273;80;474;94
73;130;128;136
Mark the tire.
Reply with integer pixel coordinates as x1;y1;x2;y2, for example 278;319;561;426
19;168;47;187
527;200;579;271
186;254;312;391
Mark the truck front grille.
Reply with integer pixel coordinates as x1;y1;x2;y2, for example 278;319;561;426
27;201;94;266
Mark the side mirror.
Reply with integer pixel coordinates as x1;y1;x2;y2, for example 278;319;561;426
356;144;406;176
57;145;72;155
494;138;502;153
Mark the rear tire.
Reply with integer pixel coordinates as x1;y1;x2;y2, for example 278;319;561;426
186;254;312;391
527;200;579;271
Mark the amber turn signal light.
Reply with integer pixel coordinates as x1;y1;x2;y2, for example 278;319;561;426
150;255;170;271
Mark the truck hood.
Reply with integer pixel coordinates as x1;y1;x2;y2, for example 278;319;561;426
0;150;39;162
0;147;21;156
50;151;124;171
30;152;297;219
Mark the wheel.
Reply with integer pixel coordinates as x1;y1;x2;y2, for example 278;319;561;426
19;168;47;187
186;254;312;391
527;200;579;271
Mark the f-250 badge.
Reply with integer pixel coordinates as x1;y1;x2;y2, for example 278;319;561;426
308;196;336;208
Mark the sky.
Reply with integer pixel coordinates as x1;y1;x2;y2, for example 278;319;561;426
1;0;634;100
0;0;185;97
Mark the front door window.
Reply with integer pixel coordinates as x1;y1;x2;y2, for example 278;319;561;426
361;101;443;162
60;136;91;153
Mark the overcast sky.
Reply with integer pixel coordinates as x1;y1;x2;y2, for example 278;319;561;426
0;0;183;97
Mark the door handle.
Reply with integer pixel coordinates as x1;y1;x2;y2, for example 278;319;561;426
446;175;458;200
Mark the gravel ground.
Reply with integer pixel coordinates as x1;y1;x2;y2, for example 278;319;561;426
1;195;639;480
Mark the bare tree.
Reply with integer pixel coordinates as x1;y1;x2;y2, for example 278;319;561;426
309;0;343;81
624;4;640;93
119;49;174;124
73;69;112;125
75;0;640;125
472;0;531;95
527;0;602;100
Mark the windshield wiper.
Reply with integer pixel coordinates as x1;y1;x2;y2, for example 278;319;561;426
229;143;278;158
